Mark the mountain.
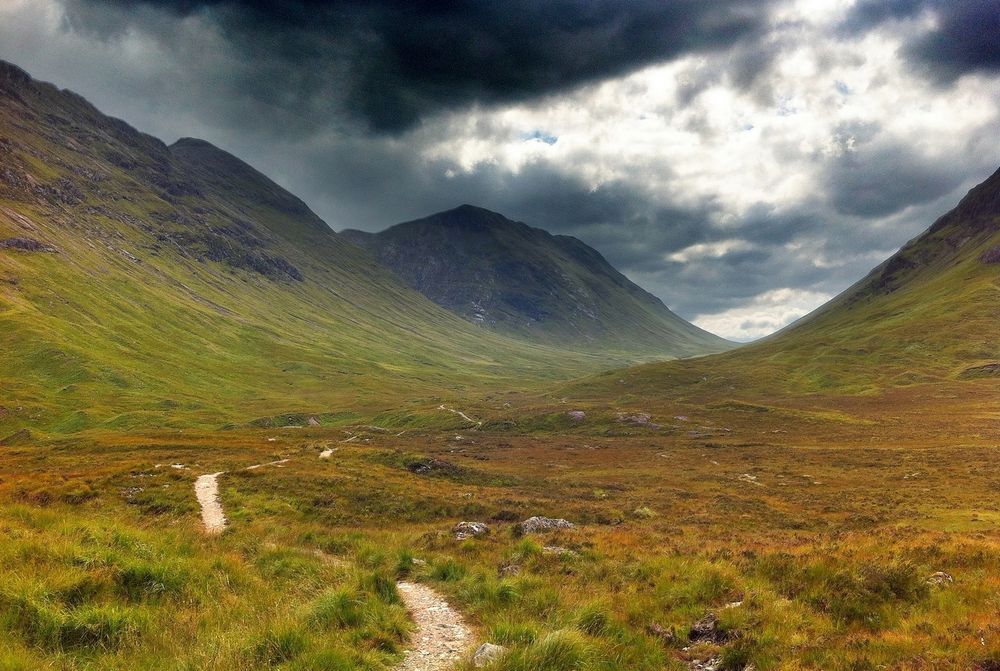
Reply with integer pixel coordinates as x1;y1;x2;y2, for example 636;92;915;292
574;165;1000;399
0;60;619;434
341;205;732;358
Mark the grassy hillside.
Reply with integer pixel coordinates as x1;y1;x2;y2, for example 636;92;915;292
342;205;732;358
0;60;622;436
564;165;1000;403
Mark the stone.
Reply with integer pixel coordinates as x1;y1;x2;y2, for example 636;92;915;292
519;516;575;533
472;642;506;667
688;612;734;643
567;410;586;421
453;521;489;540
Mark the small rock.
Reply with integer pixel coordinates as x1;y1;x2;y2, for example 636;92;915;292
616;412;661;429
927;571;954;585
688;657;723;671
453;521;489;540
689;613;733;643
307;416;321;427
519;516;575;534
472;642;506;667
542;545;578;557
567;410;586;422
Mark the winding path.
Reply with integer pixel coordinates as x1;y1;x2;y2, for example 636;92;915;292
194;462;475;666
395;582;472;671
437;404;483;429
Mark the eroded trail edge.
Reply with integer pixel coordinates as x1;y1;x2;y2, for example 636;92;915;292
396;581;472;671
195;459;289;534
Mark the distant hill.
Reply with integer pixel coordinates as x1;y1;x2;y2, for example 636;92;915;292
342;205;732;358
0;59;626;434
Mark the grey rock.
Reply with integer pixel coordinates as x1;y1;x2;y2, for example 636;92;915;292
927;571;954;585
473;642;506;667
453;521;490;540
519;516;575;533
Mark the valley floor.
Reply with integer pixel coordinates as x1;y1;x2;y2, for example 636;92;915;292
0;380;998;670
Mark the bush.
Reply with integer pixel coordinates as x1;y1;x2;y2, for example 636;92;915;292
504;630;590;671
361;573;400;605
575;603;611;636
0;591;138;650
310;590;361;629
253;626;306;665
395;549;415;578
490;618;538;646
59;606;138;649
116;562;185;601
431;558;466;582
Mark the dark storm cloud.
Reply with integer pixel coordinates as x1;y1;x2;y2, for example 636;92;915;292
3;0;998;338
825;143;966;218
842;0;1000;83
67;0;778;132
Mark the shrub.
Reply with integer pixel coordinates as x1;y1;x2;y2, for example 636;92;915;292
116;562;185;601
504;630;590;671
490;618;539;645
310;590;361;629
431;558;466;582
361;573;400;605
395;549;415;578
59;606;138;649
575;603;611;636
253;626;307;665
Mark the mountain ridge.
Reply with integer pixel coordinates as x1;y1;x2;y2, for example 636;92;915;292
342;204;732;358
0;58;629;434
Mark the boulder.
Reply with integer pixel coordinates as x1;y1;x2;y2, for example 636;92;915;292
519;516;575;534
473;642;506;668
453;521;489;540
567;410;586;422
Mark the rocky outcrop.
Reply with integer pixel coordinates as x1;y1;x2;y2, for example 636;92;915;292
0;237;58;252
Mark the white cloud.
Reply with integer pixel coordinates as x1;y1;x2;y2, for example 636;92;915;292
692;288;833;341
668;240;757;263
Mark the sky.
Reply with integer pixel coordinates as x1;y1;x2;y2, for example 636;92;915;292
1;0;998;341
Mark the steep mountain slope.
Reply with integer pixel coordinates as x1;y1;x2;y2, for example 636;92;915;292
0;60;613;434
342;205;732;357
572;165;1000;400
